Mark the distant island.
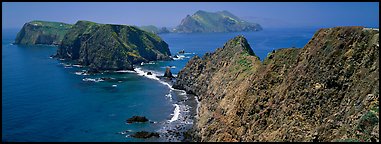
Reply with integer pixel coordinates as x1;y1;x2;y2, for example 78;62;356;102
14;20;73;45
14;20;171;71
137;25;170;34
173;10;262;33
13;10;263;41
136;10;263;34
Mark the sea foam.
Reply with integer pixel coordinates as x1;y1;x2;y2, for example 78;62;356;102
114;70;135;73
82;78;104;82
165;92;173;99
195;96;201;118
168;104;180;122
75;71;89;76
134;67;173;90
72;64;83;68
173;55;186;60
161;66;176;69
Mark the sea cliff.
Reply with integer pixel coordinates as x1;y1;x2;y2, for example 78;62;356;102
55;20;171;71
174;26;379;142
14;20;73;45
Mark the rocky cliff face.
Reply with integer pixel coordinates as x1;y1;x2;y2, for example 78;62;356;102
14;20;73;45
174;10;262;33
174;27;379;142
55;20;171;71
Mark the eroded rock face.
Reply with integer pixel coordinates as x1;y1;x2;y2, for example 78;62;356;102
55;20;171;71
174;27;379;142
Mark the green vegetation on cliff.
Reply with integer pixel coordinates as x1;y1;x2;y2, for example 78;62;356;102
174;10;262;33
55;20;171;71
14;20;73;45
175;27;379;142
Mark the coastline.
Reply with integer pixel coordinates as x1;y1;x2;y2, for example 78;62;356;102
133;66;199;142
56;57;198;142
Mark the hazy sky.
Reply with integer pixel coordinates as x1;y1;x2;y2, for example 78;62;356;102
2;2;379;29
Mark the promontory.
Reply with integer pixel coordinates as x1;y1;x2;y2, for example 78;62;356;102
175;26;379;142
14;20;73;45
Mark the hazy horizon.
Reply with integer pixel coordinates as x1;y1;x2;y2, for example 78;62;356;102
2;2;379;30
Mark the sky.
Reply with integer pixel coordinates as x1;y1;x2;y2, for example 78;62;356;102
2;2;379;29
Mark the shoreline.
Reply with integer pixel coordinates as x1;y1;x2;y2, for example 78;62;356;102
56;51;199;142
128;66;199;142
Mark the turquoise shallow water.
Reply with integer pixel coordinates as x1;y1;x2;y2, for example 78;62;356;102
2;27;317;142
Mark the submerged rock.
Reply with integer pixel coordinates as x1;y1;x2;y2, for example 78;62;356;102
126;116;149;123
147;72;153;75
131;131;160;138
178;50;185;54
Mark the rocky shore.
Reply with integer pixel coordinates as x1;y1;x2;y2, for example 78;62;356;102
174;26;379;142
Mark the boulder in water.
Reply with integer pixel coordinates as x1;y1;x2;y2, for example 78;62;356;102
164;67;174;78
126;116;149;123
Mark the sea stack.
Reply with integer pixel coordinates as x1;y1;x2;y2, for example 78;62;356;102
164;67;174;79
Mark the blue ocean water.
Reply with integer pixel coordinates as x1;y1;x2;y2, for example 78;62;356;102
2;27;317;142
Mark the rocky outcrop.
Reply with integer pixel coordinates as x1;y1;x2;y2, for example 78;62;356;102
164;67;174;78
55;20;171;71
174;27;379;142
14;20;72;45
131;131;160;138
173;10;262;33
126;116;149;123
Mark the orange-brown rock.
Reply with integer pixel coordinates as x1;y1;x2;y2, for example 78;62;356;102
174;27;379;142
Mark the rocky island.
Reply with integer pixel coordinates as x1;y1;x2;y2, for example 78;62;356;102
137;25;170;34
54;20;171;71
174;26;379;142
14;20;172;72
14;20;73;45
173;10;262;33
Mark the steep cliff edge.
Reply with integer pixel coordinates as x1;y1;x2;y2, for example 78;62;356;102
55;20;171;71
14;20;73;45
174;27;379;142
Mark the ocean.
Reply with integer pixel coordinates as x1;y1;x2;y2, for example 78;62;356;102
2;27;317;142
